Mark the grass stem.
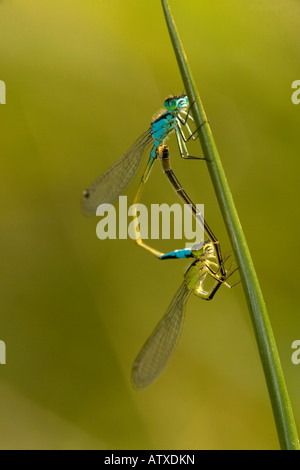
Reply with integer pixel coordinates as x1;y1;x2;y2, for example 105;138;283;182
161;0;299;450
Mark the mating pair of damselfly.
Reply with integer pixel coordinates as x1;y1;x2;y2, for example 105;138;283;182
82;95;236;389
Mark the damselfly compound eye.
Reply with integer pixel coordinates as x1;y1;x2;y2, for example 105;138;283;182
164;98;176;110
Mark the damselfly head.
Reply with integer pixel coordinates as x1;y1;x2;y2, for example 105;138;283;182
202;241;215;259
164;94;189;112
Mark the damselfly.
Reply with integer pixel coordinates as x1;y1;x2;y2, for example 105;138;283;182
81;95;202;216
131;240;237;390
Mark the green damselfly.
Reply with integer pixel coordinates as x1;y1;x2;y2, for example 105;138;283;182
131;240;236;390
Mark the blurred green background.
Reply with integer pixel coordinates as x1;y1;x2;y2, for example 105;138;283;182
0;0;299;450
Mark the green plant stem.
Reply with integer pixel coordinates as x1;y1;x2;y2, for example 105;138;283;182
161;0;299;450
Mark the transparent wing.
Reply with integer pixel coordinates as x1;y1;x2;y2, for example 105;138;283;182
132;282;191;390
81;129;153;216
